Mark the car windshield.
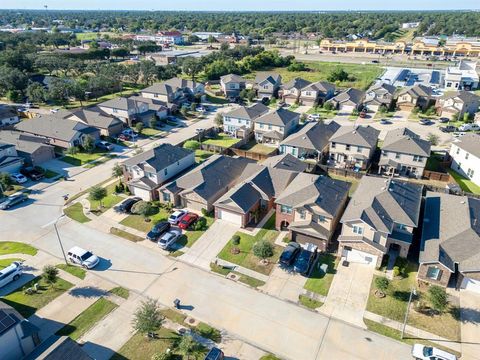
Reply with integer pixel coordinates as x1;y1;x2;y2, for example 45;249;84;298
80;251;93;260
423;347;433;357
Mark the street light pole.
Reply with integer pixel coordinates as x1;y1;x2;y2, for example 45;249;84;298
43;214;68;265
401;287;417;339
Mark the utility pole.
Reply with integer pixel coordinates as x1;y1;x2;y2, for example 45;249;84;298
401;287;417;339
43;214;68;265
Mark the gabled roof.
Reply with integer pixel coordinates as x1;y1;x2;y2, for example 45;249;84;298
329;88;365;105
123;143;193;171
220;74;245;84
341;177;423;234
261;153;308;172
0;106;17;119
367;82;396;95
302;81;335;93
128;96;168;112
382;128;431;157
280;120;341;151
283;77;311;91
224;103;269;120
255;72;281;85
98;97;147;111
453;133;480;159
0;130;53;155
364;82;396;106
420;192;480;273
142;77;201;95
398;84;433;99
440;90;480;103
256;108;299;126
329;125;379;148
69;108;123;130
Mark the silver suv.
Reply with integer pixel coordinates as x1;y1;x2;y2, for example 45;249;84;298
0;261;23;288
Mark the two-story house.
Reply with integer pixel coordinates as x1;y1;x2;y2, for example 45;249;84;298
279;120;341;162
338;177;423;268
396;84;435;111
363;83;396;112
0;141;24;174
254;108;299;146
281;78;312;105
255;72;282;99
275;173;351;250
299;81;335;106
220;74;246;100
0;130;55;167
379;128;431;178
444;60;479;91
435;91;480;120
326;88;365;113
122;144;195;200
156;31;184;45
328;125;380;170
141;78;205;106
222;103;269;139
97;97;151;127
129;95;169;120
0;106;20;127
449;133;480;188
65;108;124;137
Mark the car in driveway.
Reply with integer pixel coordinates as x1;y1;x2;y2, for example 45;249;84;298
293;243;317;275
178;213;199;230
380;119;391;125
21;167;44;181
10;172;28;184
440;125;457;133
0;193;28;210
117;197;142;213
307;114;321;121
411;344;456;360
419;119;432;125
204;347;224;360
0;261;23;288
438;117;450;123
158;229;182;250
67;246;100;269
97;141;114;151
146;221;171;241
458;123;480;132
279;242;301;266
168;210;187;225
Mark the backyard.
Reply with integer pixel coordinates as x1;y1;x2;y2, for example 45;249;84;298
303;253;338;296
448;169;480;195
202;133;241;149
239;140;277;155
195;149;215;163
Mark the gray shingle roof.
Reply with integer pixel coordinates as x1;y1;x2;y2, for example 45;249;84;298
302;81;335;93
128;96;168;112
398;84;433;99
329;125;380;148
142;77;201;95
0;130;53;155
255;72;281;85
123;143;193;171
280;120;341;151
256;108;299;126
0;106;18;119
283;77;311;91
453;133;480;159
224;103;269;120
98;97;147;111
329;88;365;106
220;74;245;84
70;108;123;130
382;128;431;157
262;153;307;172
440;90;480;103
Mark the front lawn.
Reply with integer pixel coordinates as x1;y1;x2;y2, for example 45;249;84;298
304;253;338;296
217;214;282;275
1;277;74;318
183;216;215;248
120;206;171;233
298;294;323;310
448;169;480;195
89;181;123;213
202;133;241;148
42;168;60;179
109;286;130;299
0;258;22;269
64;203;91;223
0;241;37;256
141;127;165;137
56;298;118;340
61;149;109;166
110;227;144;242
307;106;338;119
56;264;86;279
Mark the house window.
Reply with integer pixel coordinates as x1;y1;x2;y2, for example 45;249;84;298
268;125;272;130
346;145;351;151
467;168;475;178
413;155;423;162
280;126;284;132
331;142;336;149
456;148;460;155
299;209;306;219
263;85;269;90
164;168;168;176
318;215;326;223
280;205;292;214
457;162;461;170
112;108;118;113
357;146;362;153
306;91;312;96
382;150;388;157
465;153;469;160
162;192;170;202
260;124;264;129
397;223;406;230
352;225;363;235
426;266;442;280
395;153;401;159
446;82;452;88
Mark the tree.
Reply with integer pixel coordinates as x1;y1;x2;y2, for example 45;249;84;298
463;112;471;122
327;68;350;82
378;105;388;114
66;146;79;156
252;240;274;260
111;48;130;59
26;82;47;103
89;186;107;209
287;61;307;72
180;107;188;117
428;285;448;313
324;102;334;111
0;172;13;192
375;277;390;295
427;133;439;146
112;163;124;179
151;353;173;360
135;122;144;134
194;217;207;231
82;135;95;153
214;113;224;128
43;265;59;287
131;201;153;221
132;298;164;337
177;334;200;360
183;140;200;151
181;57;202;82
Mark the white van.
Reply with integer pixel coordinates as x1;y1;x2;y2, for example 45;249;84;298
67;246;100;269
458;123;480;132
0;261;23;288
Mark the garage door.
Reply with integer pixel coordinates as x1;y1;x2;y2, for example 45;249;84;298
133;187;152;201
461;277;480;293
344;248;377;267
217;209;242;226
184;199;207;212
340;105;355;113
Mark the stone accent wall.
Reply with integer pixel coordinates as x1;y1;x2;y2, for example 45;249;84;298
417;263;451;287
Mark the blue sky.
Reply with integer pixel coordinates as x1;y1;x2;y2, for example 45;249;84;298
0;0;479;11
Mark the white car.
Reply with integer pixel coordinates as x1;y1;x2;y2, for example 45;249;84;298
10;173;28;184
458;123;480;132
168;210;187;225
307;114;321;121
158;229;182;250
0;261;23;288
67;246;100;269
122;129;138;139
411;344;456;360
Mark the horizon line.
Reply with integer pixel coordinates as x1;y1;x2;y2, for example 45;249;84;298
1;8;480;12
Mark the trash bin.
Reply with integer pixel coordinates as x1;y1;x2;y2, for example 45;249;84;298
173;298;180;309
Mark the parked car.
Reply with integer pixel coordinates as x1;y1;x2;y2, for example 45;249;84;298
146;221;171;241
453;131;467;138
97;141;114;151
10;172;28;184
359;110;367;118
307;114;321;121
121;129;138;139
21;167;44;181
117;197;142;213
419;119;432;125
0;261;23;288
195;128;205;135
279;242;301;266
440;125;457;133
371;60;379;64
438;117;450;123
0;193;28;210
204;347;225;360
458;123;480;132
293;244;317;275
168;210;187;225
380;119;391;125
411;344;456;360
117;134;129;141
178;213;199;230
158;229;182;250
67;246;100;269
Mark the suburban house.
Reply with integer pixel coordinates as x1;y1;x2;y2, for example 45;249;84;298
156;31;184;45
328;125;380;170
0;106;20;127
220;74;246;99
326;88;365;113
0;141;24;174
419;192;480;292
379;128;431;178
279;120;341;162
255;72;282;99
65;108;124;137
261;153;308;173
15;115;100;149
24;336;92;360
275;173;351;250
435;91;480;120
363;83;396;111
449;133;480;187
254;108;300;146
299;81;335;106
0;130;55;166
0;300;40;360
141;78;205;106
338;177;423;267
222;103;269;139
97;97;153;126
122;144;195;200
281;78;312;105
444;60;479;91
129;96;169;120
396;84;435;111
159;155;259;212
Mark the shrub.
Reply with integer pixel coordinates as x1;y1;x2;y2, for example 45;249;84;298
378;104;388;114
135;122;144;134
375;277;390;293
231;235;240;246
132;298;164;336
411;107;420;114
43;265;59;286
252;240;274;260
392;266;400;277
194;217;207;231
428;285;448;313
351;109;360;116
131;201;154;220
324;102;334;111
201;208;209;217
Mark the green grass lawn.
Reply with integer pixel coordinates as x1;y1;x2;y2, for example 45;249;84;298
298;294;323;309
183;216;215;248
76;32;99;41
110;227;145;242
210;263;266;288
89;181;123;213
56;298;118;340
61;149;109;166
1;277;74;318
160;308;221;342
42;168;60;179
64;203;91;223
307;106;338;119
260;355;283;360
205;93;229;104
195;149;215;163
0;241;37;256
448;169;480;194
202;133;241;148
56;264;86;279
109;286;130;299
141;127;165;137
120;206;171;233
425;153;446;172
0;258;22;269
304;253;338;296
217;214;282;275
240;140;277;155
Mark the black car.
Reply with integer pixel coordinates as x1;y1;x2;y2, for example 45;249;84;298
204;347;224;360
117;197;142;213
440;125;457;133
293;248;317;275
279;242;301;266
20;167;44;181
146;222;171;241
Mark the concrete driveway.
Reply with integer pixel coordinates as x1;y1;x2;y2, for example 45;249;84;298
320;262;374;328
260;266;307;302
460;290;480;360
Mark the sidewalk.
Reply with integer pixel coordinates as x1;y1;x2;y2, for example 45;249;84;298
364;311;462;353
215;258;270;282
